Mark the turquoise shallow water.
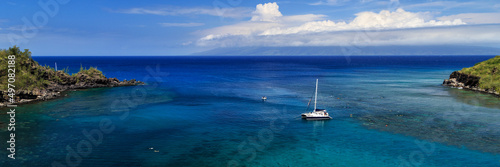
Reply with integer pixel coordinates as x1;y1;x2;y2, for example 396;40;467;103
1;56;500;166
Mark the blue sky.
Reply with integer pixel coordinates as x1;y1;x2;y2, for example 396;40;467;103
1;0;499;55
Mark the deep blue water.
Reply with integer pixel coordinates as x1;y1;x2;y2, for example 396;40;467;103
1;56;500;166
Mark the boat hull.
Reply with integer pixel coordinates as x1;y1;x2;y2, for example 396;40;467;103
300;79;332;121
301;112;332;120
304;116;332;120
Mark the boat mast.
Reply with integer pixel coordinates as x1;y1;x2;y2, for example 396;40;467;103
314;79;318;111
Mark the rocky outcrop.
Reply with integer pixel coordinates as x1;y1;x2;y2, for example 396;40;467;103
1;47;145;107
1;77;143;107
1;78;143;107
0;64;144;107
443;71;499;96
443;71;480;88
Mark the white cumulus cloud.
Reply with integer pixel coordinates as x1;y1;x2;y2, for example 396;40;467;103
197;2;326;42
197;25;500;48
196;2;500;48
251;2;283;22
260;8;465;36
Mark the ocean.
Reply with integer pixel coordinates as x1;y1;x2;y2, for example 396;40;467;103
1;56;499;166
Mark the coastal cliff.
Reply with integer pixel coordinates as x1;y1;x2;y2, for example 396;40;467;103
0;46;144;106
442;71;481;89
443;56;500;96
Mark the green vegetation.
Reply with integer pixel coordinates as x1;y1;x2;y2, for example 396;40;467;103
0;46;50;90
77;65;105;78
460;56;500;92
1;46;106;91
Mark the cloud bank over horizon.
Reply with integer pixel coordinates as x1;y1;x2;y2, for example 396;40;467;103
196;2;500;48
1;0;499;55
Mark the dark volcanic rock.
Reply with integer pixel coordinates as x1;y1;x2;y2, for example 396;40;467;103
0;47;144;107
1;69;144;107
443;71;499;96
443;71;480;87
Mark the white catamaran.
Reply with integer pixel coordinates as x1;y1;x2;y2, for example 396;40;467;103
301;79;332;120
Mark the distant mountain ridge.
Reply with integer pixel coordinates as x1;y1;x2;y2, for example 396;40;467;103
194;45;500;56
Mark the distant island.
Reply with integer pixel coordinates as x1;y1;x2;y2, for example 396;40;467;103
443;56;500;96
195;45;500;56
0;46;143;107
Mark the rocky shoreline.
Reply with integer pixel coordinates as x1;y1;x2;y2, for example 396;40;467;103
442;71;500;97
0;76;144;107
0;50;144;107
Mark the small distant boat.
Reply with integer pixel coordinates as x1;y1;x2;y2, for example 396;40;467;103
262;96;267;101
301;79;332;120
457;87;463;90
